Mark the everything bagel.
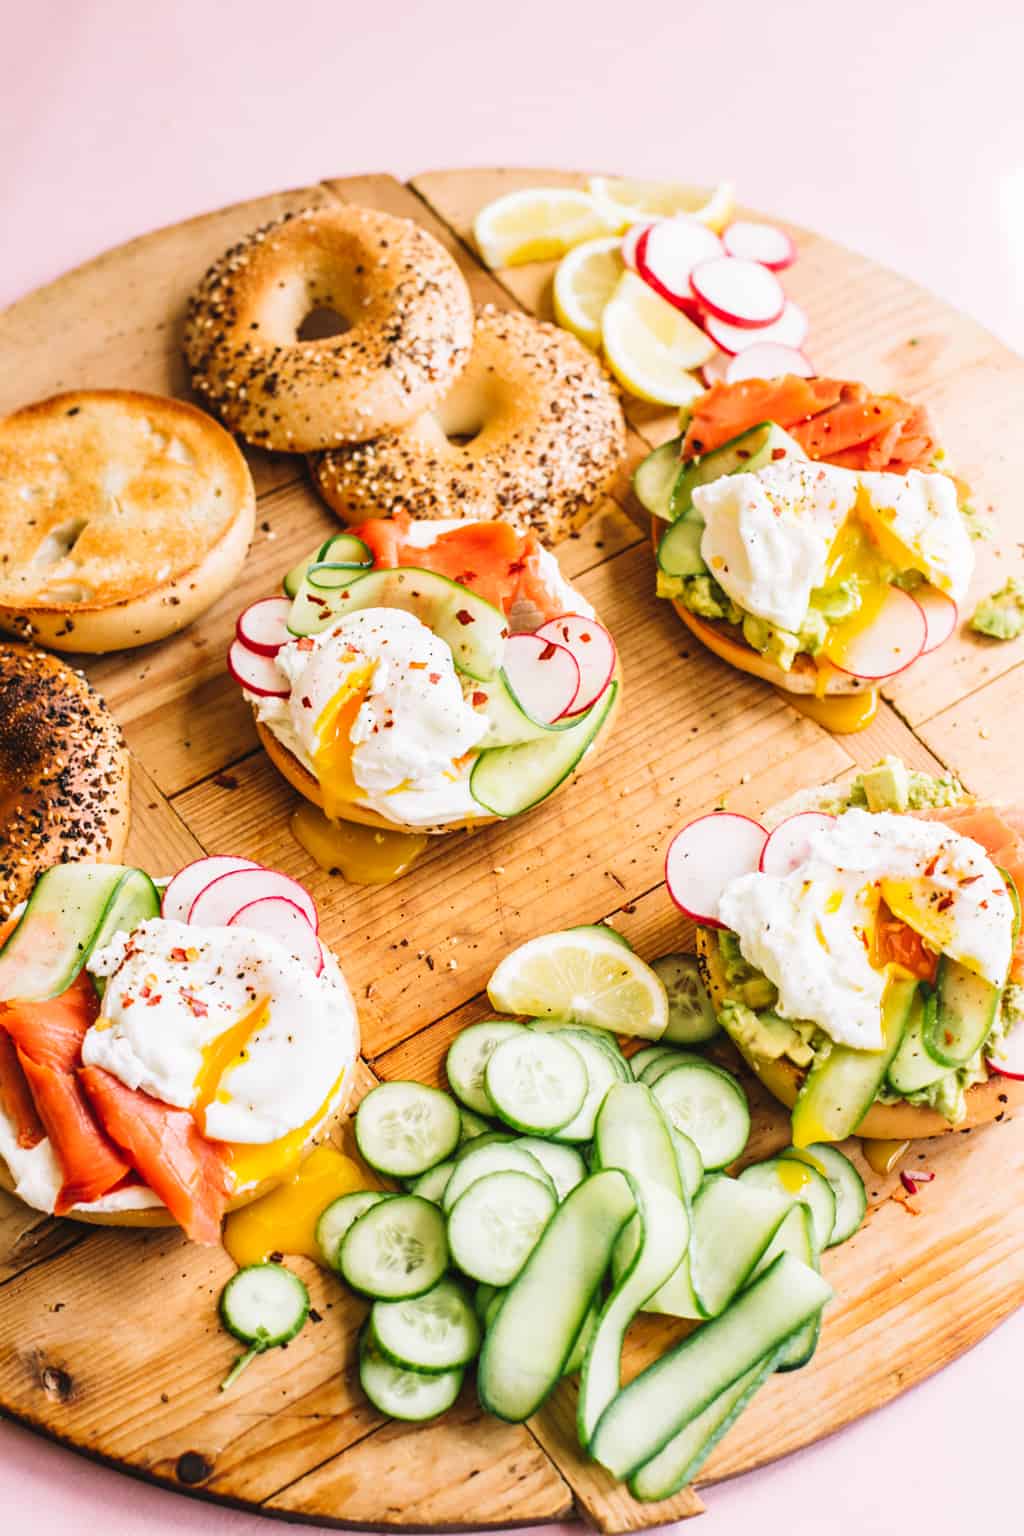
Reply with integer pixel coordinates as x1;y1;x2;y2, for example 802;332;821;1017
311;306;626;545
184;205;474;452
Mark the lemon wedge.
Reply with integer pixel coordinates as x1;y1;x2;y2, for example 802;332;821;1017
487;927;669;1040
589;177;736;234
600;271;712;406
552;236;624;349
473;188;612;269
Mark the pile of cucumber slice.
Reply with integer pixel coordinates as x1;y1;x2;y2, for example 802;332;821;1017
218;943;867;1499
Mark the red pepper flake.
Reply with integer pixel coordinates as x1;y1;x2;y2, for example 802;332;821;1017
579;631;592;644
296;636;315;651
145;993;163;1007
455;570;477;586
428;672;441;685
121;994;136;1008
455;609;474;626
408;660;427;670
536;641;556;661
924;854;940;878
170;947;188;962
959;873;982;885
181;991;209;1018
507;559;527;576
301;695;312;710
936;894;955;912
771;447;788;460
471;690;488;707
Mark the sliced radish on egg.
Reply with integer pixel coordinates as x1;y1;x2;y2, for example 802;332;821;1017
162;856;263;922
228;896;324;973
227;639;290;698
759;812;837;877
827;587;927;680
721;220;797;271
503;633;581;724
236;596;292;656
725;343;814;383
532;614;616;717
636;220;723;315
621;222;653;271
665;812;768;928
987;1030;1024;1081
189;867;319;932
703;300;809;357
915;585;959;654
689;256;785;328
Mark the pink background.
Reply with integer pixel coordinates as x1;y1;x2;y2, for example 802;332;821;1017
2;1;1022;1532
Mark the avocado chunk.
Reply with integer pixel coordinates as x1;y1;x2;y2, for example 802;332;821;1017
860;757;911;813
970;578;1024;640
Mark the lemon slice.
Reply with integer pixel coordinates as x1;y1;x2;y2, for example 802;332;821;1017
601;272;713;406
473;188;612;269
552;236;624;349
589;177;736;234
487;928;669;1040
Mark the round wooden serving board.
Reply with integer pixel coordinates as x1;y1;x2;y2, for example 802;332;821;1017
1;169;1023;1535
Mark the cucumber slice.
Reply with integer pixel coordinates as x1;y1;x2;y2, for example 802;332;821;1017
657;516;706;580
887;988;949;1094
474;1283;500;1322
651;1060;751;1169
628;1045;679;1079
316;1190;390;1269
471;670;579;749
359;1331;463;1420
370;1277;480;1373
688;1175;791;1318
528;1021;631;1081
469;681;617;817
410;1161;457;1205
588;1252;832;1481
484;1032;588;1135
563;1301;599;1377
739;1157;836;1255
453;1128;514;1159
477;1167;636;1422
652;954;720;1045
792;977;917;1147
633;436;683;521
447;1169;557;1285
780;1143;867;1247
446;1021;527;1116
287;566;507;681
283;553;313;599
442;1140;555;1213
749;1202;821;1370
671;1128;705;1200
548;1030;622;1143
512;1138;586;1201
0;863;160;1002
483;1289;505;1329
306;533;374;589
925;957;1000;1068
219;1262;310;1390
339;1195;448;1300
639;1049;703;1086
355;1082;462;1178
457;1107;494;1144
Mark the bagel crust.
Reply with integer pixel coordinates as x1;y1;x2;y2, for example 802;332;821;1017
312;306;627;546
0;643;130;917
0;389;256;653
184;205;474;451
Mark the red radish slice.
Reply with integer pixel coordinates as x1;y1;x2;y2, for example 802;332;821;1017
533;614;616;717
915;585;958;654
759;812;836;877
722;220;796;271
690;257;785;328
703;351;731;387
228;897;324;973
503;633;580;725
636;219;723;315
621;223;653;271
725;344;814;383
703;300;809;357
665;812;768;929
227;639;289;698
236;597;292;657
162;856;262;922
827;587;927;681
987;1030;1024;1081
189;867;319;931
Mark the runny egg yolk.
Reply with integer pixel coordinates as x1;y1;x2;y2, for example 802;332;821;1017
879;878;959;964
225;1070;347;1196
222;1141;368;1269
818;513;894;670
312;657;376;820
193;997;270;1130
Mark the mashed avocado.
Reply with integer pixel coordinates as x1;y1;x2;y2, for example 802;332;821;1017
970;579;1024;641
847;755;964;813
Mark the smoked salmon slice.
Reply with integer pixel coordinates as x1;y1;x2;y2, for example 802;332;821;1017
79;1066;233;1246
0;1031;44;1149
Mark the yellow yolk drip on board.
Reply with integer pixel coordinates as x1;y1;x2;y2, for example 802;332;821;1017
223;1141;368;1269
787;689;879;735
290;801;429;885
312;659;375;820
862;1138;911;1176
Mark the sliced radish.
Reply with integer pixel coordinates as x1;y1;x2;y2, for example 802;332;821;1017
690;257;785;328
759;812;837;877
621;222;653;271
703;300;809;357
702;351;731;387
636;219;723;315
189;867;319;932
665;812;768;929
915;585;959;654
987;1030;1024;1081
236;597;292;657
503;633;580;725
228;897;324;974
533;614;616;717
227;638;290;698
722;220;796;271
827;587;927;681
162;856;262;922
725;344;815;383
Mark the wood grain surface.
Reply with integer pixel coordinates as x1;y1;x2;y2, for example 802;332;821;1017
1;167;1022;1533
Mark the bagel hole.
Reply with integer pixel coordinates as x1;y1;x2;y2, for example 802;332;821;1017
32;518;88;569
436;390;487;448
297;306;350;342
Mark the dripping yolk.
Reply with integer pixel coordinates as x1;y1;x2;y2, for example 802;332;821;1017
312;657;376;820
192;997;270;1131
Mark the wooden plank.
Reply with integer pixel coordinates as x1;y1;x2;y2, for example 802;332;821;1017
913;658;1024;799
124;754;205;871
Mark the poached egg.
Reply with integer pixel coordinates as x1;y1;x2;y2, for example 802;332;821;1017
719;809;1013;1050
